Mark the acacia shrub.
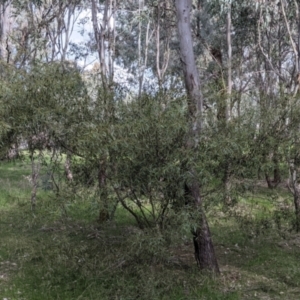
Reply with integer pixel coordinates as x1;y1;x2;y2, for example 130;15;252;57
107;93;189;228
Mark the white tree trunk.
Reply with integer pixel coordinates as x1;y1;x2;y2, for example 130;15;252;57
0;1;11;62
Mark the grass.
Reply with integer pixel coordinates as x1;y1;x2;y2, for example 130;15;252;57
1;158;300;299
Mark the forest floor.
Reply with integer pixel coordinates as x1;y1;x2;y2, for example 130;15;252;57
0;159;300;299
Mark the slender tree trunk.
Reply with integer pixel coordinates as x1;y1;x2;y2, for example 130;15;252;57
98;160;109;223
175;0;219;273
91;0;116;222
288;160;300;232
265;149;281;189
287;1;300;232
30;150;42;211
226;2;232;120
294;192;300;232
0;1;11;62
64;151;73;182
223;162;231;204
155;2;170;91
137;2;153;98
223;3;232;204
273;151;281;185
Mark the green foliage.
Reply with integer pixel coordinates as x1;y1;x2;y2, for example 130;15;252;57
109;93;189;227
71;92;191;228
0;62;90;155
1;159;300;299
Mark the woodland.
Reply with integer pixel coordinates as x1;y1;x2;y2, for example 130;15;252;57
1;0;300;299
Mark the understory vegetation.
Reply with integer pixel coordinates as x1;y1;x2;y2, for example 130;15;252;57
2;0;300;299
1;158;300;300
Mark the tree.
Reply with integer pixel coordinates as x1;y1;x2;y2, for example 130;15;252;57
0;0;12;62
175;0;219;273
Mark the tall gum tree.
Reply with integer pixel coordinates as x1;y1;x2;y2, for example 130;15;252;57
174;0;219;273
91;0;117;222
0;0;11;62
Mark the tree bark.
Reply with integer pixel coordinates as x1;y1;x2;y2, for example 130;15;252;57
98;160;109;223
288;160;300;232
265;149;281;189
30;150;42;211
64;152;73;182
0;1;11;62
226;3;232;120
175;0;219;273
294;192;300;232
91;0;116;222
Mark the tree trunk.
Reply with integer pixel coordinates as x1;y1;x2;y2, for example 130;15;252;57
175;0;219;273
273;151;281;185
265;150;281;189
194;213;219;272
190;182;219;272
91;0;116;222
223;3;232;204
98;160;109;223
0;1;11;62
223;162;232;204
64;152;73;182
226;2;232;120
30;150;42;211
265;173;274;189
288;160;300;232
294;192;300;232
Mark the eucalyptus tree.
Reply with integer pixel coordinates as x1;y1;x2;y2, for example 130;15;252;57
278;0;300;231
193;0;288;191
11;0;84;66
226;0;300;230
287;104;300;232
87;0;117;220
175;0;219;273
0;0;12;62
91;0;116;90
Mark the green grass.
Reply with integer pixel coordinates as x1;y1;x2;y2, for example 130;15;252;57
1;158;300;299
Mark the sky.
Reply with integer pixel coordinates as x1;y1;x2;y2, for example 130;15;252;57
68;9;98;70
67;8;155;92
